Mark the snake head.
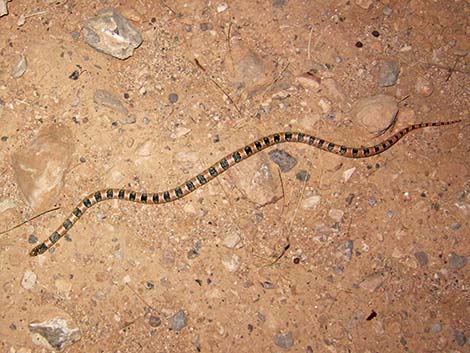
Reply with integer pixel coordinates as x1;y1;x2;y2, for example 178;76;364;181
29;243;48;256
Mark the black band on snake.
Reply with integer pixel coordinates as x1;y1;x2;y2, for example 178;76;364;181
29;120;461;256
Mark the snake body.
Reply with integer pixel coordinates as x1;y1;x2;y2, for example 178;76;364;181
29;120;460;256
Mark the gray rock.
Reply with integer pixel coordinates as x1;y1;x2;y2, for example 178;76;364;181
383;6;393;16
11;55;27;78
12;125;75;211
379;60;400;87
296;170;310;182
268;149;297;172
94;89;128;115
84;8;142;60
336;240;353;261
273;331;294;349
29;317;81;350
414;251;429;267
170;310;187;331
430;322;442;333
148;315;161;327
454;330;467;346
448;252;467;269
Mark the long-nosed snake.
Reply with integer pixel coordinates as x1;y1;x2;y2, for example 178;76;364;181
29;120;460;256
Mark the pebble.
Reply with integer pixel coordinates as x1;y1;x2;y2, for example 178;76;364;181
336;240;353;261
449;222;461;230
168;93;178;103
230;47;270;95
29;317;81;350
28;234;38;244
415;77;434;97
169;310;187;331
12;125;75;211
94;89;128;115
296;170;310;182
11;55;27;78
355;0;372;10
430;322;442;333
378;60;400;87
268;149;297;172
221;233;243;249
273;331;294;349
145;281;154;290
345;193;355;205
368;197;377;206
21;270;37;290
448;252;467;269
261;281;275;289
296;73;321;91
200;22;213;31
216;3;228;12
187;241;201;259
121;115;136;124
343;167;356;182
221;254;240;272
414;251;429;267
148;315;161;327
454;330;467;346
84;8;142;59
359;272;386;292
301;195;321;209
328;208;344;222
383;5;393;16
0;0;8;16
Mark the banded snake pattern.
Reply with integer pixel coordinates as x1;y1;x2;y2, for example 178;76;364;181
29;119;460;256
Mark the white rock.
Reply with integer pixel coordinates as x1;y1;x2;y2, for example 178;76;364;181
221;232;244;249
0;198;16;214
301;195;321;209
355;0;373;9
343;167;356;182
11;55;27;78
216;3;228;12
21;270;37;290
221;254;240;272
134;139;153;157
328;208;344;222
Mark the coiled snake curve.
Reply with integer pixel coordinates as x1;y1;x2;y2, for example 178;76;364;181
29;120;460;256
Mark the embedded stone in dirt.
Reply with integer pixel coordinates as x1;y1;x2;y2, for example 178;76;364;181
29;317;82;350
12;125;75;211
84;8;142;60
448;252;467;269
11;55;27;78
0;0;8;17
268;149;297;172
93;89;128;115
378;60;400;87
359;272;386;292
273;331;294;349
169;310;187;331
352;94;398;133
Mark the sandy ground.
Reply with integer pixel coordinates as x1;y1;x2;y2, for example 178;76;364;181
0;1;469;352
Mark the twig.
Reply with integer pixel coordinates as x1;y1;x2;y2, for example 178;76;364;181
194;58;242;118
262;62;290;97
445;57;460;82
160;0;179;16
307;27;314;60
0;206;60;236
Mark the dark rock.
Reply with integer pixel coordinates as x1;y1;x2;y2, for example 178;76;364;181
170;310;187;331
414;251;429;267
148;315;161;328
273;331;294;349
268;149;297;172
449;252;467;269
454;330;467;346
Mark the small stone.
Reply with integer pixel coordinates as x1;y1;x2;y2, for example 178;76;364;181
450;222;461;230
84;8;142;59
28;234;38;244
415;77;433;97
414;251;429;267
328;208;344;222
345;193;355;205
383;6;393;16
261;281;275;289
145;281;154;289
448;252;467;269
343;167;356;182
221;233;243;249
368;197;377;206
169;310;187;331
94;89;128;115
301;195;321;209
187;241;201;259
1;136;7;142
21;270;37;290
122;275;131;284
273;331;294;349
336;240;353;261
355;41;364;48
355;0;372;10
268;149;297;172
0;0;9;17
11;55;27;78
359;272;386;292
29;317;81;350
168;93;178;103
148;315;161;327
200;22;213;31
430;322;442;333
352;94;398;132
272;0;287;7
121;115;137;124
372;30;380;37
454;330;467;346
71;31;80;41
216;3;228;12
296;73;321;91
378;60;400;87
296;170;310;182
221;254;240;272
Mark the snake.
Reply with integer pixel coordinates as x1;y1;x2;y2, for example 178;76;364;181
29;120;460;256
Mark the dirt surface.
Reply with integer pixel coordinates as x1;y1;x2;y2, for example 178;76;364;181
0;1;469;352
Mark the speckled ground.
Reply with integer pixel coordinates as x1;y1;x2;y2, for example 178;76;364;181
0;1;468;352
